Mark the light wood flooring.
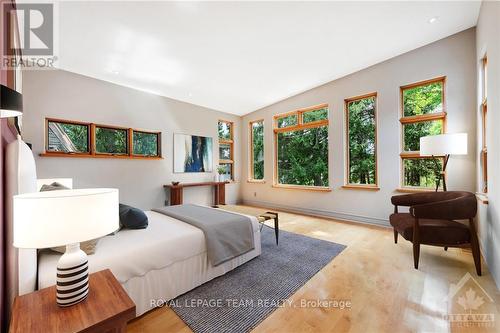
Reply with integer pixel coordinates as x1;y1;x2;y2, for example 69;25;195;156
128;205;500;333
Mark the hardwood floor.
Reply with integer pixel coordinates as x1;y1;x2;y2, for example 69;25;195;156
127;205;500;333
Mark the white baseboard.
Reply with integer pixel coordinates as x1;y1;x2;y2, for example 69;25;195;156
242;199;390;228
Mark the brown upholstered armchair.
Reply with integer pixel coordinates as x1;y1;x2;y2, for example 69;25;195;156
390;191;480;275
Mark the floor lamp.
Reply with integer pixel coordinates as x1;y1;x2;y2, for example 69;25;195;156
420;133;468;192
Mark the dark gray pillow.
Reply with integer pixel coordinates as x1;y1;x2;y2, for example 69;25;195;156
40;182;69;192
119;204;148;229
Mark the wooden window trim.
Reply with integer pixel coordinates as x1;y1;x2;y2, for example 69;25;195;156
273;104;330;189
43;118;162;160
400;77;447;189
344;92;378;189
131;129;162;158
45;118;92;155
218;119;234;181
481;56;488;193
249;119;264;182
93;124;130;156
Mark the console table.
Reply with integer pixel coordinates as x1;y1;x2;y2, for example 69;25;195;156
164;181;229;206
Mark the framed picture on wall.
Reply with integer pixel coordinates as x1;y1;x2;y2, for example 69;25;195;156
173;133;213;172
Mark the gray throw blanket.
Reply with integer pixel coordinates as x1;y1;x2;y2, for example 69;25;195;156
153;204;255;266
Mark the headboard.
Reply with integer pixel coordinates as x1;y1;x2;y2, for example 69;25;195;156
5;137;37;314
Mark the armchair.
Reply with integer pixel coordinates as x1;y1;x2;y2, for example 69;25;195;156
390;191;480;275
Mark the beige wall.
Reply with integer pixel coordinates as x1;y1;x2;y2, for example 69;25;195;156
475;1;500;288
21;70;242;210
240;28;477;226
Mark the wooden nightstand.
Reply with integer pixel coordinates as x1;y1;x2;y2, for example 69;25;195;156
9;269;136;333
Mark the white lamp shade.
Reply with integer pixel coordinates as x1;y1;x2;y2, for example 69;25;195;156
13;188;119;249
420;133;468;156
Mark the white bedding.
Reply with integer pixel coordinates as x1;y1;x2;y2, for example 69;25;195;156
38;210;261;315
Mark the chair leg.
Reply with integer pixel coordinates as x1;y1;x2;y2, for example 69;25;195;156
393;229;398;244
413;243;420;269
469;218;482;276
444;246;448;251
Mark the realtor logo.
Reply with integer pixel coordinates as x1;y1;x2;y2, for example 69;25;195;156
1;1;58;69
444;272;495;328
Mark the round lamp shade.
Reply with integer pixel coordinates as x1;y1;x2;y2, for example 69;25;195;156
13;188;119;249
0;84;23;118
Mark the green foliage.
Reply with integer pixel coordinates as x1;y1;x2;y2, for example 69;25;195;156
252;121;264;179
133;131;158;156
303;108;328;123
277;126;328;186
403;82;443;117
218;121;231;140
95;127;127;154
404;120;442;151
50;122;89;153
219;144;231;160
216;165;226;175
277;114;297;128
348;97;376;185
404;158;442;188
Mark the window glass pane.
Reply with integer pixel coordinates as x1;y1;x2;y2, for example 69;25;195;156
218;121;231;140
303;108;328;123
403;81;443;117
219;143;231;160
347;97;376;185
403;120;443;151
251;121;264;180
219;163;233;181
95;127;128;154
133;131;159;156
277;126;328;187
403;158;442;188
47;121;89;153
277;114;297;128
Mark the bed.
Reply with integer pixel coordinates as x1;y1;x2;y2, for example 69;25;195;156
38;210;261;316
7;137;261;317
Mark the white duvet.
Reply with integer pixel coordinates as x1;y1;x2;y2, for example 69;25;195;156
38;210;260;288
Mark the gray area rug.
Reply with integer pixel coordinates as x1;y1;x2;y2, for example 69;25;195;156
171;228;346;333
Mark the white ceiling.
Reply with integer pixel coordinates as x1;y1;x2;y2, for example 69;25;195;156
55;1;481;115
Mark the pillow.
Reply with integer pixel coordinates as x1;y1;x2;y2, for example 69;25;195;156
40;182;99;255
119;204;148;229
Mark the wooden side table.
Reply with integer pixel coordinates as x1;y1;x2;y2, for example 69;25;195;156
9;269;135;333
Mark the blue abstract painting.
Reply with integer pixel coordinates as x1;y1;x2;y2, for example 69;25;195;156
174;133;213;172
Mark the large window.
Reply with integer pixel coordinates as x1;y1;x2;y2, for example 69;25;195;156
218;120;234;181
44;118;161;159
344;93;378;189
274;104;329;189
249;120;264;181
481;56;488;193
400;77;446;189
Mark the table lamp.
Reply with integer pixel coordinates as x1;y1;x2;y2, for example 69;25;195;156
420;133;468;191
13;188;119;307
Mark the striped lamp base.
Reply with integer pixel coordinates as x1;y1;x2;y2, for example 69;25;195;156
56;243;89;307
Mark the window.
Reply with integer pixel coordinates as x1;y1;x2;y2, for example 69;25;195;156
218;120;234;181
94;125;128;155
46;119;90;154
400;77;446;189
249;120;264;181
481;56;488;193
43;118;161;159
133;130;160;157
274;104;329;189
344;93;378;188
